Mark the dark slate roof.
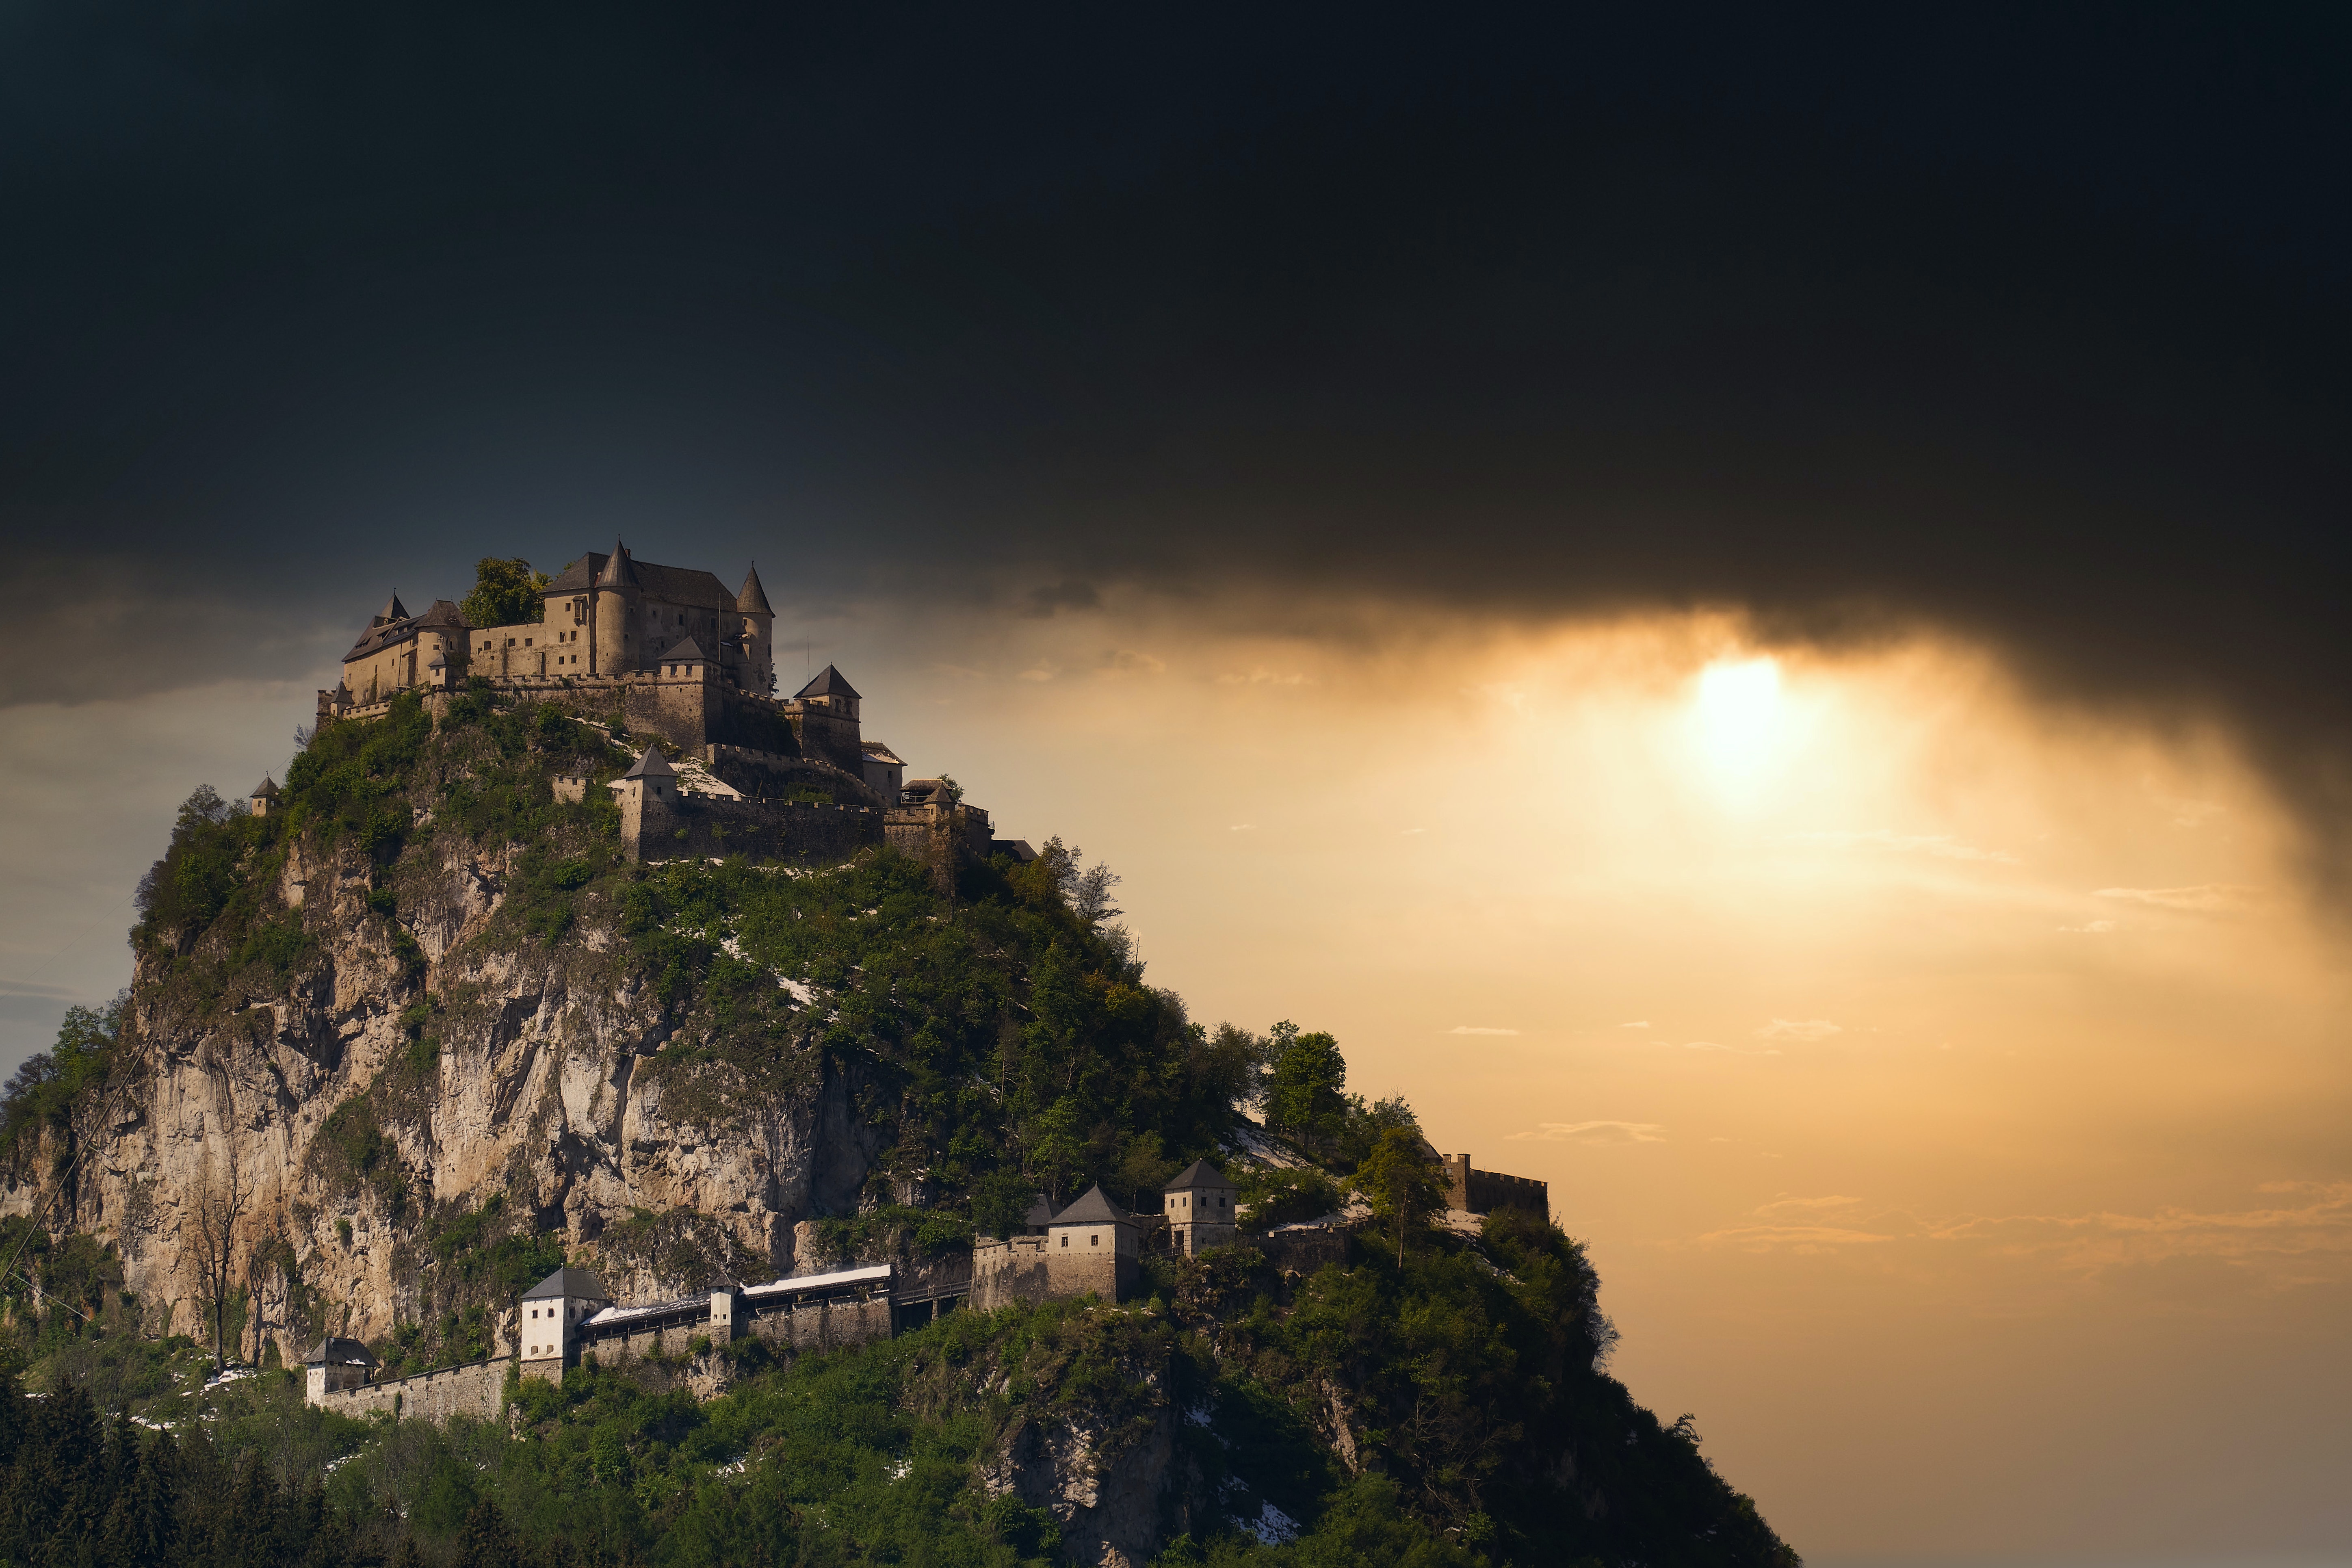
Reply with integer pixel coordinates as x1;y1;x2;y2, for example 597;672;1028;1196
661;637;708;663
414;598;468;629
546;547;736;611
250;777;279;799
1047;1185;1138;1228
303;1336;377;1367
375;593;409;625
794;664;860;700
737;563;774;616
621;745;677;780
860;741;904;765
343;614;418;662
1023;1198;1058;1229
522;1265;612;1301
1165;1158;1236;1192
597;541;639;589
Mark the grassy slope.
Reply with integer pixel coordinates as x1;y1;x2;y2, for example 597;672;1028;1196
0;688;1799;1566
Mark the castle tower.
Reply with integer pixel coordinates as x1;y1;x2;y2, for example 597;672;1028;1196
591;540;640;676
518;1265;611;1385
1162;1159;1239;1257
736;563;775;695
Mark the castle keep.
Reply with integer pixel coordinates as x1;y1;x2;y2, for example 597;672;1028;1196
320;542;1031;873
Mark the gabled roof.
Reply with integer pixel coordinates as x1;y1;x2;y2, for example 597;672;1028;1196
250;777;279;799
621;745;677;780
794;664;860;700
303;1335;377;1367
1165;1158;1236;1193
737;563;773;616
521;1265;612;1302
1047;1185;1138;1229
661;637;707;663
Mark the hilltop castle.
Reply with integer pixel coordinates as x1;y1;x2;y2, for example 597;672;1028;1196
318;541;1029;873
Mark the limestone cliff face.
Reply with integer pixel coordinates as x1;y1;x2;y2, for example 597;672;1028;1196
2;823;882;1365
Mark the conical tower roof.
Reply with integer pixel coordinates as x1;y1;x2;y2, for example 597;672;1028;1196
621;744;676;780
794;663;860;700
597;540;638;589
736;563;774;616
1165;1158;1235;1192
1048;1185;1137;1228
249;776;280;800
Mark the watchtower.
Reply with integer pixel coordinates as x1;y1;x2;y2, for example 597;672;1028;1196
519;1265;612;1384
301;1336;377;1401
1044;1185;1139;1300
1162;1159;1240;1257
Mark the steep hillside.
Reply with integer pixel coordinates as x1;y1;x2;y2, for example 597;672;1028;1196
0;687;1798;1566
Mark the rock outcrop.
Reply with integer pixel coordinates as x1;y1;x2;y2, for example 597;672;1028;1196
2;814;883;1367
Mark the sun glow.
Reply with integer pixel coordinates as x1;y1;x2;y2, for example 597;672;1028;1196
1691;656;1786;793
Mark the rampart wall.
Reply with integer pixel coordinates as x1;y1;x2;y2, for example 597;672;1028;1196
624;792;879;866
970;1238;1131;1310
314;1358;507;1423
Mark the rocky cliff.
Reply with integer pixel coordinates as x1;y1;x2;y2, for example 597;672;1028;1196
2;690;903;1371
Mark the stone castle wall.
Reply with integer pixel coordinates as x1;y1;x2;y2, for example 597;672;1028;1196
315;1358;507;1424
970;1237;1133;1310
623;791;879;866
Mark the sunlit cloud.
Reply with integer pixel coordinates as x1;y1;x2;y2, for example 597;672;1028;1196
1786;829;2021;864
1400;827;1427;836
1228;823;1256;832
1695;1223;1896;1253
1620;1021;1652;1029
2094;884;2261;913
1017;664;1057;682
2058;919;2117;934
1756;1018;1841;1042
1685;1040;1782;1056
1097;649;1165;676
1446;1025;1519;1036
1512;1120;1668;1144
1216;667;1311;687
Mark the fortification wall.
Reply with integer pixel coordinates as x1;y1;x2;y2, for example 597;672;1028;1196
970;1238;1132;1308
1466;1170;1549;1220
743;1294;893;1351
972;1239;1054;1311
315;1358;507;1423
627;794;879;866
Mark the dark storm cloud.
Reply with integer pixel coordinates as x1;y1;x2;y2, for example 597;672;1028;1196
2;6;2348;860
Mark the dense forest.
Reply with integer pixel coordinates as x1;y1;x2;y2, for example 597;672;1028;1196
0;684;1798;1566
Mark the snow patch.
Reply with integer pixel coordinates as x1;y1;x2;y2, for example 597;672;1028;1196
1245;1501;1299;1546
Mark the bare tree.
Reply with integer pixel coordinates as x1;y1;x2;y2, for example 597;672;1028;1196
188;1145;249;1375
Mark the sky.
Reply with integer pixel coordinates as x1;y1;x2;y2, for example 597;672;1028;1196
3;6;2350;1559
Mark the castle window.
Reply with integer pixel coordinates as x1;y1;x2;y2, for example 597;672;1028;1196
1090;1233;1099;1246
1059;1236;1068;1247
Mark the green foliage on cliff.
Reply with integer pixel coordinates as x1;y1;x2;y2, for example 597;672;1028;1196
460;557;552;630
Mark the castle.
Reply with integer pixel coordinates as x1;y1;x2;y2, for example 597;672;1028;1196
301;1151;1549;1423
318;541;1030;874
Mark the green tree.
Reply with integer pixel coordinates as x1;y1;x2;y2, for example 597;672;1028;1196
1263;1022;1348;1155
1352;1124;1449;1264
459;557;550;629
